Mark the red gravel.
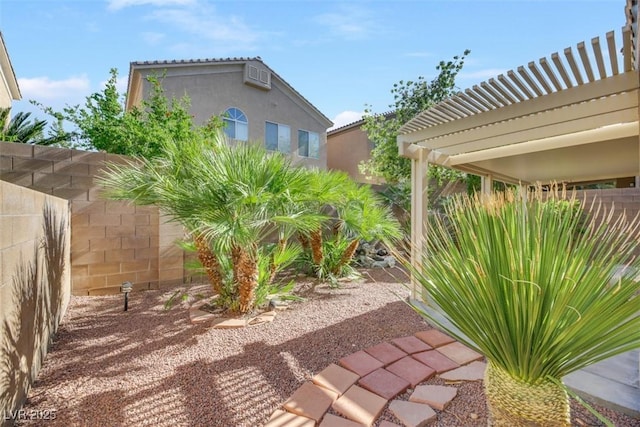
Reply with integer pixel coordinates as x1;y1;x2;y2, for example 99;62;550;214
14;268;640;427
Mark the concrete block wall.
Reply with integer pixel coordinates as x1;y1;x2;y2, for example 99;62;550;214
575;187;640;223
0;180;71;424
0;141;185;295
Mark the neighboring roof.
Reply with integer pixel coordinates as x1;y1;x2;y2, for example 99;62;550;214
126;56;332;127
0;32;21;101
327;111;395;136
398;27;640;185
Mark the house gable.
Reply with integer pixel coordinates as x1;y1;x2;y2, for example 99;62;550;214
125;57;332;169
0;32;21;110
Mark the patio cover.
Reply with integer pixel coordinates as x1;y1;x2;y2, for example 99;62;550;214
397;19;640;296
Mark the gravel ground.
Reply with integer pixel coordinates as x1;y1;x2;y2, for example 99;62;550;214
15;268;640;427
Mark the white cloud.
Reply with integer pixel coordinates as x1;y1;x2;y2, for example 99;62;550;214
148;5;261;52
315;5;377;41
329;111;364;130
17;75;91;100
107;0;195;11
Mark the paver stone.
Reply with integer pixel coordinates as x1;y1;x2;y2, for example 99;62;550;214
436;342;483;365
313;363;360;395
409;385;457;410
386;356;435;387
391;336;432;354
332;385;387;426
414;330;455;348
389;400;437;427
412;350;459;373
339;350;385;377
319;413;366;427
283;381;338;422
358;368;410;400
364;342;407;365
264;410;315;427
439;361;487;382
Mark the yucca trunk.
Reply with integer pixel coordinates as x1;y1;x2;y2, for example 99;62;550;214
484;363;571;427
332;239;359;275
232;244;258;314
310;229;324;265
193;234;224;296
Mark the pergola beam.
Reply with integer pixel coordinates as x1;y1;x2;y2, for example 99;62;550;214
399;72;638;145
448;121;639;165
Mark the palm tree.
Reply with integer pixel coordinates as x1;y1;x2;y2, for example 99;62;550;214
410;187;640;426
0;108;70;146
301;169;401;278
100;132;324;313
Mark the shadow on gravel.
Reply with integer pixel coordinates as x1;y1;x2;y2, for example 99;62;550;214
20;283;428;427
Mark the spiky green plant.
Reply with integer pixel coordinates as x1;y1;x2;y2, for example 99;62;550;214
409;187;640;426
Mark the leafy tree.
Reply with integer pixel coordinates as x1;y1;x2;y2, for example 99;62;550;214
37;68;219;158
0;108;70;146
410;188;640;426
360;50;471;185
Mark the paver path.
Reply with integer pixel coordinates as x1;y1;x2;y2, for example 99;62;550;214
264;329;486;427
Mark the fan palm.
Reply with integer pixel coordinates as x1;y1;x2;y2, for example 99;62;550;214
0;107;69;146
302;169;401;278
100;132;325;313
409;187;640;426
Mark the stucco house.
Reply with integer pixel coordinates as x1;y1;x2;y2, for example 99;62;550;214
327;116;387;185
126;57;332;169
0;32;21;111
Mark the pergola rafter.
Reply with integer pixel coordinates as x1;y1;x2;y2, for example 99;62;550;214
397;23;640;298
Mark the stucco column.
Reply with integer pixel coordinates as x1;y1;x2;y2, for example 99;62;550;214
410;147;429;300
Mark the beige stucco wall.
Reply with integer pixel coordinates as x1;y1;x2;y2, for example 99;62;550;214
0;142;185;296
327;122;384;185
135;62;329;169
0;180;71;424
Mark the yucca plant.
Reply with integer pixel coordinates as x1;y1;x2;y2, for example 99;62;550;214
409;187;640;426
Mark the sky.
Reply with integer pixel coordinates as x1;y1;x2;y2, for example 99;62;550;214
0;0;629;131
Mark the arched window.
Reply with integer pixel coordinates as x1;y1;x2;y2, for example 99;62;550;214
222;107;248;141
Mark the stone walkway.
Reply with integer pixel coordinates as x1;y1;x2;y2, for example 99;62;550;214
264;329;486;427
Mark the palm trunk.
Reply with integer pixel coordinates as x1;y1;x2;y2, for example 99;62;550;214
310;229;324;265
332;239;359;275
232;244;258;314
331;221;341;236
193;234;224;296
298;233;309;251
485;362;570;426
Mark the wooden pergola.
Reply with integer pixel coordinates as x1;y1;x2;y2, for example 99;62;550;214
398;6;640;297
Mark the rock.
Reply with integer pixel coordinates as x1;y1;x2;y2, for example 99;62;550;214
269;298;290;311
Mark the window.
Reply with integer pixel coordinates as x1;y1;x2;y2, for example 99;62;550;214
265;121;291;153
222;107;248;141
298;130;320;158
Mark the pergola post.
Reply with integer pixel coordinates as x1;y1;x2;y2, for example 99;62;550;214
481;174;493;196
410;147;429;300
